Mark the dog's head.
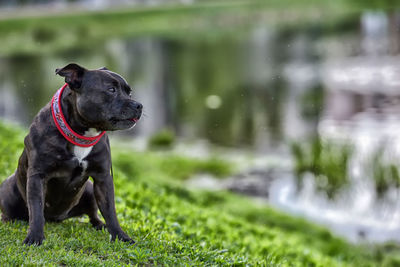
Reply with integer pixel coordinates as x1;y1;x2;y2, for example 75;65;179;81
56;63;142;131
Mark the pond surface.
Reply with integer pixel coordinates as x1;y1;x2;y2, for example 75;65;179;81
1;7;400;243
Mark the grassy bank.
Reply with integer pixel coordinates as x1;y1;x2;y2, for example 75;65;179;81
0;121;399;265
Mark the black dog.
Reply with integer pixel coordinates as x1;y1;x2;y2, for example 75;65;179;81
0;63;142;245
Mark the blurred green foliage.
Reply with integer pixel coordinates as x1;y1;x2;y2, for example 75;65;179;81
371;147;400;199
1;0;395;56
351;0;400;9
0;122;25;179
299;84;324;121
113;150;232;181
291;137;353;199
291;137;400;200
148;129;176;149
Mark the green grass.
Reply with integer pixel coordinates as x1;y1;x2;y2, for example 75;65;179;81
0;121;399;266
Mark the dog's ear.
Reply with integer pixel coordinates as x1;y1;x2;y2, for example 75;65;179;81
98;67;109;71
55;63;87;91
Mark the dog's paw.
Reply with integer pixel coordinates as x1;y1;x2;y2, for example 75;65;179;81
111;232;135;244
1;214;11;222
91;221;106;231
23;233;45;246
119;236;135;244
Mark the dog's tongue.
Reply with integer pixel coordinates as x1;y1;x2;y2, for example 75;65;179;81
129;118;138;122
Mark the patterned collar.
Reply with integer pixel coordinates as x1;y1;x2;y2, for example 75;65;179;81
51;83;105;147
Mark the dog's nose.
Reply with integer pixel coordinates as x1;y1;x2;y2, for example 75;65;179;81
134;102;143;111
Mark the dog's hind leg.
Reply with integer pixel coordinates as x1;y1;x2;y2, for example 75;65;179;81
66;181;105;230
0;173;29;222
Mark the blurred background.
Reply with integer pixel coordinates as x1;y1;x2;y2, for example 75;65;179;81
1;0;400;244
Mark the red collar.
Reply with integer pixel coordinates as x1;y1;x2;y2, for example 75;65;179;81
51;83;106;147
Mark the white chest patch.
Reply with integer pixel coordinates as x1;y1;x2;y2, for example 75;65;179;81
73;146;92;164
72;128;99;171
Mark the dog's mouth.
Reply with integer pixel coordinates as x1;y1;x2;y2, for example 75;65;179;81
128;118;139;123
110;116;140;125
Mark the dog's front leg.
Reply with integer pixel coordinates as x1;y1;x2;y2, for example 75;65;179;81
24;173;45;245
93;174;134;244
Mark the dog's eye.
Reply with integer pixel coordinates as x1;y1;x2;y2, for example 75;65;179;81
108;87;116;93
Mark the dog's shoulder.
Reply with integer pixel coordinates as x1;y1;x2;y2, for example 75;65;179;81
24;102;63;152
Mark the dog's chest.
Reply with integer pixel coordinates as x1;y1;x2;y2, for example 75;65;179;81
70;128;98;171
73;146;92;170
